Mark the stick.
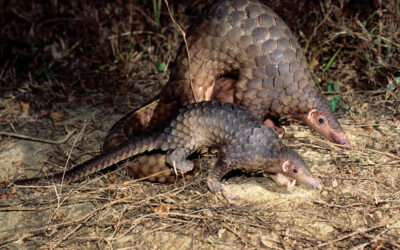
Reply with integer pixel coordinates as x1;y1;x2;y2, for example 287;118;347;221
163;0;194;99
317;214;400;247
308;136;400;160
0;129;77;145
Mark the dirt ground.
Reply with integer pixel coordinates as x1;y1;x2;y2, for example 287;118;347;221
1;0;400;248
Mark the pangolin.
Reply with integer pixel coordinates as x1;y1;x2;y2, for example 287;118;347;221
13;101;321;192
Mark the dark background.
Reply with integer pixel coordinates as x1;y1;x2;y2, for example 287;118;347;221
1;0;398;111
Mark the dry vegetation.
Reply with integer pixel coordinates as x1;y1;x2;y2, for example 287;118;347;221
0;0;400;248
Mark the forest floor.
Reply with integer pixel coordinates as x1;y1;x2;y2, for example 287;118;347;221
0;0;399;248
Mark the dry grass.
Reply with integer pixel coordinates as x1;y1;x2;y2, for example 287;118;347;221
0;0;400;248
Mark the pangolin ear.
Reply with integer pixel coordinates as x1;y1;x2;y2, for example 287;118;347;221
307;109;319;120
282;160;291;173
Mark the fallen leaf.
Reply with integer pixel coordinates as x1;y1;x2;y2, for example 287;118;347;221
19;101;30;113
37;110;51;118
80;94;92;103
113;106;121;114
130;87;140;93
0;113;13;123
247;233;259;247
347;168;357;176
14;161;29;168
50;112;66;122
363;125;375;132
120;86;140;94
218;228;237;242
379;125;390;131
104;94;114;105
261;234;279;248
361;103;369;112
107;172;116;183
112;223;120;231
10;186;17;195
120;86;130;94
152;204;171;217
140;220;149;227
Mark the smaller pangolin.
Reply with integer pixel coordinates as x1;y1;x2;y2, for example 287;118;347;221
13;101;321;193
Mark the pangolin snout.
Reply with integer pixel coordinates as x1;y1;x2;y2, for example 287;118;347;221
311;181;322;190
330;131;351;146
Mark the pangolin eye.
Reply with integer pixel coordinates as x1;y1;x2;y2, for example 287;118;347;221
293;168;298;174
318;118;324;124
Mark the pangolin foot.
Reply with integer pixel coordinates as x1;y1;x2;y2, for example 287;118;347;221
207;178;226;193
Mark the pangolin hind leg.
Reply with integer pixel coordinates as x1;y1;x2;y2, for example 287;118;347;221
126;153;198;183
263;118;285;137
210;77;235;103
207;158;235;193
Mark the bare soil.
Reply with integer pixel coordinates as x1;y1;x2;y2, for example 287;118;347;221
1;0;399;248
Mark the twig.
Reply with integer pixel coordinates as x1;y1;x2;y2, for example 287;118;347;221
130;5;158;27
57;122;87;205
0;128;77;145
50;224;83;250
313;200;365;208
317;214;400;247
222;223;257;248
107;31;168;41
307;136;400;160
164;0;194;99
304;4;331;53
5;170;194;213
0;195;141;238
322;89;385;95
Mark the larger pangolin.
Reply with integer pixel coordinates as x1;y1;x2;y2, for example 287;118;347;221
103;0;351;183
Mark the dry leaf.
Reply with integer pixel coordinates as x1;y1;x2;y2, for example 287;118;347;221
0;113;13;123
120;86;130;94
363;125;375;132
104;94;114;106
19;101;30;112
10;186;17;195
112;223;120;231
152;204;171;217
50;112;66;121
14;161;29;168
218;228;237;242
120;86;140;94
361;103;369;112
107;172;116;183
37;110;51;118
261;232;280;248
78;94;92;103
261;235;278;248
